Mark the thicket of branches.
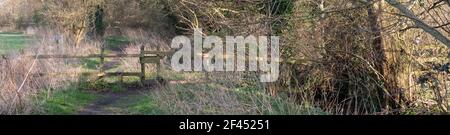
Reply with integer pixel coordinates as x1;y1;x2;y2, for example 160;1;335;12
1;0;449;114
0;0;173;44
161;0;449;114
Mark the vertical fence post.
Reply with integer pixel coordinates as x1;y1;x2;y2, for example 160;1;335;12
1;55;7;64
119;74;124;84
99;43;105;80
140;45;145;84
20;49;25;55
156;44;161;78
156;56;161;78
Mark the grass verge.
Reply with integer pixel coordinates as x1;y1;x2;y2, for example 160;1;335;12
105;36;130;50
0;32;29;54
34;87;100;115
108;94;166;115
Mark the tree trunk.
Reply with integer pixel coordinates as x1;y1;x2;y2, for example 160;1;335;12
367;0;385;76
366;0;398;110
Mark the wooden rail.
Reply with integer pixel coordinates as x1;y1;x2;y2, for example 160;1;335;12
28;45;175;83
33;54;141;59
32;52;173;59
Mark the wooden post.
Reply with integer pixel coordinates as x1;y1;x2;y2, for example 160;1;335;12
140;45;146;83
119;74;124;84
156;62;161;77
156;55;162;78
1;55;7;65
99;44;105;80
156;44;161;78
100;44;105;72
20;49;25;55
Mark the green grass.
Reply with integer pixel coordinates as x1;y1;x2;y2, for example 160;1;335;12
110;94;166;115
0;32;29;54
35;87;99;115
35;80;165;115
109;84;126;93
80;58;101;70
105;36;130;49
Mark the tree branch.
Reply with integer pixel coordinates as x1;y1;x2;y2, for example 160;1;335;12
385;0;450;48
400;22;450;32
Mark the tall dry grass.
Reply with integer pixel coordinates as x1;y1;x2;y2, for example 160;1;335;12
0;29;99;114
153;80;325;115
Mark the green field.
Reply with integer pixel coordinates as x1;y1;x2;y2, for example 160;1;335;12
0;32;29;55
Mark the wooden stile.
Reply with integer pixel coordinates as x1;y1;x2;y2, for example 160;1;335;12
30;44;173;83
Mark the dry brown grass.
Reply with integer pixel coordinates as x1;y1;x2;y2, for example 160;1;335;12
153;79;324;115
0;29;99;114
0;27;179;114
